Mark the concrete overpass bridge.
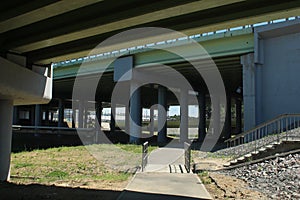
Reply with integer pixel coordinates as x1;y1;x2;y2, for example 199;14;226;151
1;0;300;181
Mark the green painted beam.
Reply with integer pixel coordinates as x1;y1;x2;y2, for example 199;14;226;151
53;28;254;80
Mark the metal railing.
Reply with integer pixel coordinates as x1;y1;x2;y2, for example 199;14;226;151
141;141;149;172
224;114;300;159
184;142;191;173
12;125;94;133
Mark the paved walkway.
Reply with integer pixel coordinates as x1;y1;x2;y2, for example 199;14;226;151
117;147;212;200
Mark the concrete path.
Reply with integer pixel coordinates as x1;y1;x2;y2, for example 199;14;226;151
117;147;212;200
144;147;185;172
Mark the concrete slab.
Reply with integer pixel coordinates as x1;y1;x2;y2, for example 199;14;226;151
118;172;212;200
143;147;185;172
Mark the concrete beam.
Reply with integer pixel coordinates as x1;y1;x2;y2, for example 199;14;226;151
0;0;104;34
0;56;52;105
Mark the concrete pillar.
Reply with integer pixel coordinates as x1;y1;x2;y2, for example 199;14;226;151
0;100;13;181
180;88;188;142
95;101;102;143
198;93;206;142
78;100;84;128
30;105;35;126
110;104;116;133
13;106;19;125
71;108;76;128
223;94;232;140
236;98;242;134
50;112;54;122
125;105;130;134
129;82;141;143
45;110;50;125
158;86;167;143
35;104;42;126
212;96;220;135
58;99;64;127
96;102;102;129
149;105;155;137
241;53;255;131
255;64;263;124
72;102;77;128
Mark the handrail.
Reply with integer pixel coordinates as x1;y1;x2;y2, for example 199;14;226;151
141;141;149;172
184;142;191;173
224;113;300;160
225;113;300;146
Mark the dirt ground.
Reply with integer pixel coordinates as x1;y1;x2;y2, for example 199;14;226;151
1;148;269;200
194;156;268;200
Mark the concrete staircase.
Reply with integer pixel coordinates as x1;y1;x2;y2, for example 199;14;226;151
224;140;300;167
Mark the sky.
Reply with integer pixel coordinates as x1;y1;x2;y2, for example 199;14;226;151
102;105;199;118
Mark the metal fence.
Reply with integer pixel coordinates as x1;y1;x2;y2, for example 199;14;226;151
184;142;191;173
141;141;149;172
12;125;95;134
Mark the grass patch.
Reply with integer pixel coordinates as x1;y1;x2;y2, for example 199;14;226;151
205;152;233;159
46;170;69;179
10;144;143;185
14;162;34;169
198;170;212;185
115;143;157;154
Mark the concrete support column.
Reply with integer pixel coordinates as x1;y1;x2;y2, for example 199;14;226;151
96;102;102;129
212;96;220;136
71;106;76;128
236;98;242;134
180;88;188;142
84;104;89;128
241;53;255;131
223;94;232;140
198;93;206;142
95;101;102;143
110;104;116;133
0;100;13;181
158;86;167;143
13;106;19;125
78;100;84;128
35;104;42;126
30;106;35;126
129;82;141;143
45;110;50;125
125;105;130;134
58;99;64;127
149;105;155;137
50;112;54;122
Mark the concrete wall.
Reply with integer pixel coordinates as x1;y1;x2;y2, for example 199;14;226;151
243;19;300;130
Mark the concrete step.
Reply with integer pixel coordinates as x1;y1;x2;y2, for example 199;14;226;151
258;147;266;152
230;159;238;165
237;156;245;162
244;153;252;158
169;164;188;173
223;163;231;167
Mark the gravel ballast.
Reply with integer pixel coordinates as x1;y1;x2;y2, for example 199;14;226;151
221;153;300;199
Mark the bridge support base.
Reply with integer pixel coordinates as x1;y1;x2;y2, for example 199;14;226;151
0;100;13;181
